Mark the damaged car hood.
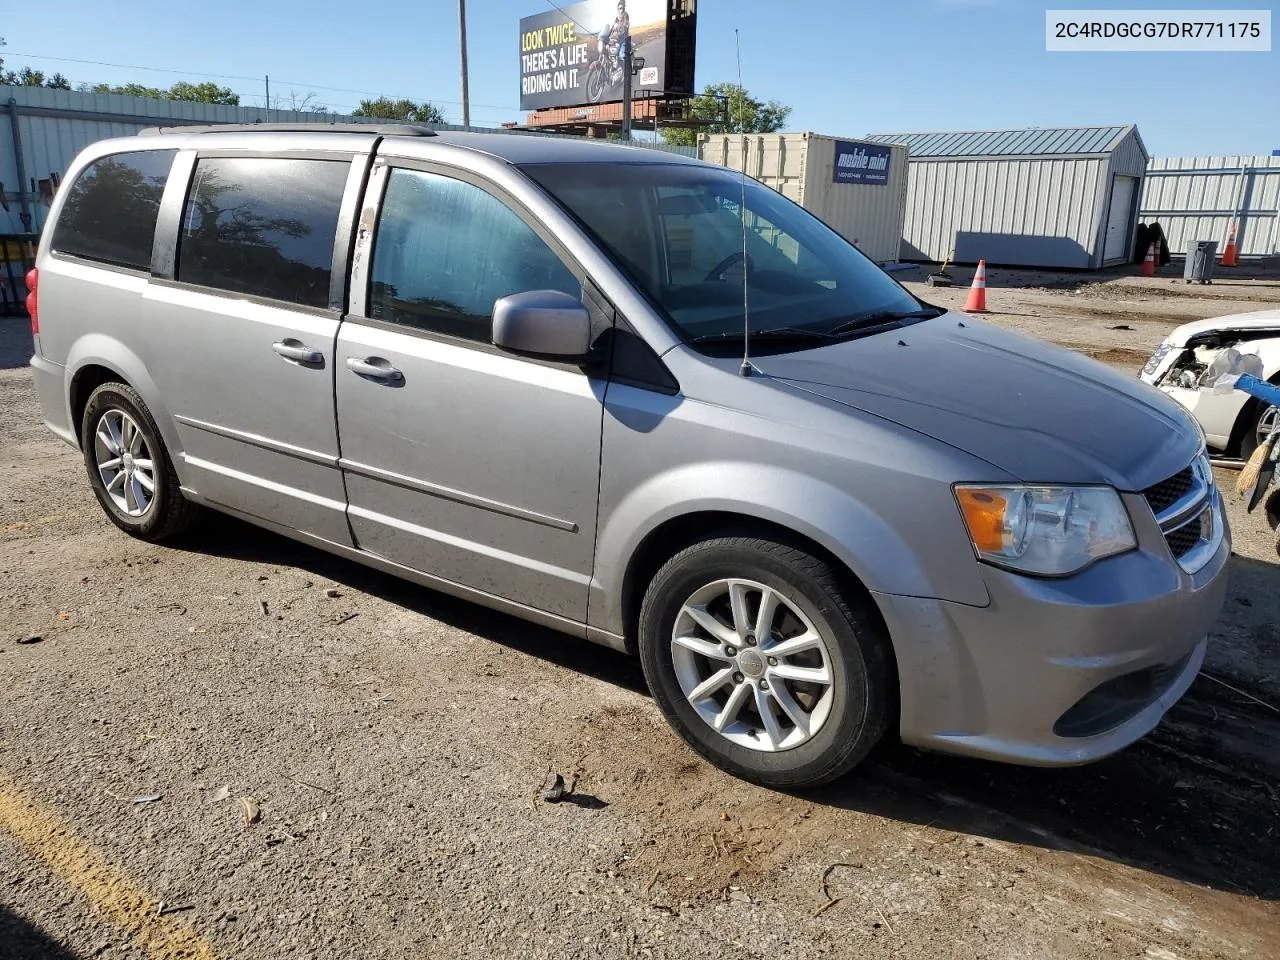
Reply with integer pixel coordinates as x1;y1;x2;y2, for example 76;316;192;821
1167;308;1280;345
758;314;1201;491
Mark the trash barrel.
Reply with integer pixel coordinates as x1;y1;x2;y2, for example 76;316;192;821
1184;240;1218;285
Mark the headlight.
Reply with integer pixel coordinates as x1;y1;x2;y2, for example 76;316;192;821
1142;342;1172;377
954;485;1137;576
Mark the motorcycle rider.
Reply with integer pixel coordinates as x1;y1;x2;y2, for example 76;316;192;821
597;0;631;74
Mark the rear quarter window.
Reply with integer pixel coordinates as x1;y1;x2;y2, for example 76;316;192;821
177;156;349;309
52;150;176;271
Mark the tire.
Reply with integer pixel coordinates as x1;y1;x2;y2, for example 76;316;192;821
586;66;605;104
80;382;198;541
1266;489;1280;532
1237;399;1280;461
638;535;893;789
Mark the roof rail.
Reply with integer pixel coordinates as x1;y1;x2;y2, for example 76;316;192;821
137;123;437;137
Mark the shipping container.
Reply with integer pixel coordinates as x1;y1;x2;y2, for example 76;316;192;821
864;125;1149;270
697;132;910;265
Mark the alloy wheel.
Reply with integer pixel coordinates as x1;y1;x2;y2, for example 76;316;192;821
93;409;156;517
670;578;835;752
1259;405;1279;450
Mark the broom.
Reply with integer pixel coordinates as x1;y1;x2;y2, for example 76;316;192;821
1238;430;1278;498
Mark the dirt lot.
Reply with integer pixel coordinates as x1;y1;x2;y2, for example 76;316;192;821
2;265;1279;960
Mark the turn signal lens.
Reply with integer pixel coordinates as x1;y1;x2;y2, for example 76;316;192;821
954;484;1136;577
955;487;1017;553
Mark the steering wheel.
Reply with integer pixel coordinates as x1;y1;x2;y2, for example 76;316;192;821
704;252;754;282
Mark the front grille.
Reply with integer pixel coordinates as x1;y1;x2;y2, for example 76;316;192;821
1143;458;1216;573
1165;517;1204;558
1144;466;1195;516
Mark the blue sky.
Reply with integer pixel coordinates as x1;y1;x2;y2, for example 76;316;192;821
3;0;1276;156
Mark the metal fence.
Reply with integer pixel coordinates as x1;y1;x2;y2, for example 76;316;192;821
0;233;36;317
1140;156;1280;259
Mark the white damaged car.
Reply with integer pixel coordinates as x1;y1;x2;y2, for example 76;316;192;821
1142;308;1280;458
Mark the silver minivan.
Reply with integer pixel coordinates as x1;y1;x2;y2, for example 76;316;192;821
28;125;1229;787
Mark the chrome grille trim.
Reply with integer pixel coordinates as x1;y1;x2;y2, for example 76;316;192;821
1143;454;1220;576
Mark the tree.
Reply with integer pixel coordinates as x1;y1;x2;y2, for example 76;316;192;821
83;82;165;98
660;83;792;147
270;90;328;114
83;80;239;105
0;41;71;88
353;97;445;124
166;81;239;105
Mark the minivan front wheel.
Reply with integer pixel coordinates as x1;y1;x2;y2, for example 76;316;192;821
81;382;197;541
638;536;892;789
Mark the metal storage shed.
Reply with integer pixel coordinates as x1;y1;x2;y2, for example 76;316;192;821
863;124;1149;269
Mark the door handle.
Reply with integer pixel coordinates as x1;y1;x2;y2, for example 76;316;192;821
346;356;405;384
273;340;325;365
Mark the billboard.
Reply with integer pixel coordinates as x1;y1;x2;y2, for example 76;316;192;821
519;0;696;112
833;141;892;185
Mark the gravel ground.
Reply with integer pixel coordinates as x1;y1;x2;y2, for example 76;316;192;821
2;267;1279;960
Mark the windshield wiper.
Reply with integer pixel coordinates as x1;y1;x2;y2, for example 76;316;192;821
824;308;945;338
686;326;839;346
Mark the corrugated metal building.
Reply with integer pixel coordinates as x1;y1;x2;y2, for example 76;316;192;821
864;124;1149;269
698;132;909;264
1;84;693;234
1141;155;1280;259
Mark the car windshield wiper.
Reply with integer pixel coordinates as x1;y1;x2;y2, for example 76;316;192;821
824;308;945;338
686;326;839;346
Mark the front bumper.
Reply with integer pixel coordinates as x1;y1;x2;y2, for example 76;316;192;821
875;493;1230;766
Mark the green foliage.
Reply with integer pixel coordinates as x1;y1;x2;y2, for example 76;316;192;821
83;80;239;105
353;97;446;124
0;40;71;88
660;83;793;147
166;81;240;105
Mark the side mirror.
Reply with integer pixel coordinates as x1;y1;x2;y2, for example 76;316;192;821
492;290;592;360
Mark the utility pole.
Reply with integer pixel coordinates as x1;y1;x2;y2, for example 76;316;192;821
264;75;270;118
458;0;471;129
621;44;633;141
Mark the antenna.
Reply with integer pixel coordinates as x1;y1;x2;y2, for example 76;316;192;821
735;29;754;378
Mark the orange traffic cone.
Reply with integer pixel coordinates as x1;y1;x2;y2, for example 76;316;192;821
1140;242;1156;277
963;260;989;313
1221;223;1238;267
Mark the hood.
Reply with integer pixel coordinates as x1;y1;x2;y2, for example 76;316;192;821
756;314;1201;491
1168;308;1280;345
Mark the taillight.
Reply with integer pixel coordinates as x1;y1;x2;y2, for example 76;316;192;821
25;268;38;335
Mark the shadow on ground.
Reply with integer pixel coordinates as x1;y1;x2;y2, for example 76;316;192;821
182;517;1280;902
0;904;82;960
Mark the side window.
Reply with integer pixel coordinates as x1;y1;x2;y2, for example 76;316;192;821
178;156;349;308
369;168;579;342
53;150;176;271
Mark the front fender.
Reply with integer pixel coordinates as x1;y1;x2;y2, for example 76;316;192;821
64;334;186;480
589;460;991;639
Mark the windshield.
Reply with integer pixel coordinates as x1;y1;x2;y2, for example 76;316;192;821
522;162;927;353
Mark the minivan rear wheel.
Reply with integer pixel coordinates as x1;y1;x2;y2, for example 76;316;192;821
638;536;892;789
80;382;198;541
